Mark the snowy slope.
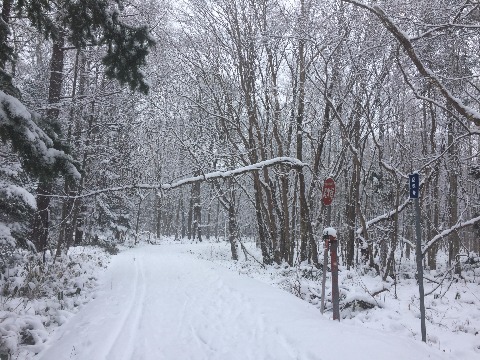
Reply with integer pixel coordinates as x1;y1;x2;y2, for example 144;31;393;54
35;244;451;360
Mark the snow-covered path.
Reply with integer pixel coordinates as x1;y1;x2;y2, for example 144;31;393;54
35;245;448;360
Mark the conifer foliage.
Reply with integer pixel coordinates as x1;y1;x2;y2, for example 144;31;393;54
0;0;155;248
5;0;155;93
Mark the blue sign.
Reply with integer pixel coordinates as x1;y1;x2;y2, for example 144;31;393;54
409;173;419;199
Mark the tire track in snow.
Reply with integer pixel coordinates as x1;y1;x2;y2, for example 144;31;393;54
103;253;147;360
35;245;452;360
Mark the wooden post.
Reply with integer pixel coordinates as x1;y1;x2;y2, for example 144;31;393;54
321;178;336;314
330;235;340;321
320;234;329;314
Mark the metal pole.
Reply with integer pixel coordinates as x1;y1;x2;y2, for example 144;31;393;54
320;236;328;314
414;197;426;342
330;236;340;321
320;206;331;314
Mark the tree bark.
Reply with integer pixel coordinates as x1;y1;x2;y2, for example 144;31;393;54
32;32;65;258
447;118;461;274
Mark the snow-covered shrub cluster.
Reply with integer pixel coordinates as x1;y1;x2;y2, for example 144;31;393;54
0;246;110;358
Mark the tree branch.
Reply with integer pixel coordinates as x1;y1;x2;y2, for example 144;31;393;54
422;215;480;256
40;157;306;199
342;0;480;127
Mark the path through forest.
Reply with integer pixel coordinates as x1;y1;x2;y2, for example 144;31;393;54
35;244;449;360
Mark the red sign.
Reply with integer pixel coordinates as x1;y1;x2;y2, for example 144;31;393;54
322;177;336;206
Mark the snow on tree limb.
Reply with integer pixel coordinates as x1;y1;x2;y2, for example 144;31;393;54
422;215;480;256
342;0;480;127
160;157;304;189
41;157;306;199
356;197;412;237
0;90;80;179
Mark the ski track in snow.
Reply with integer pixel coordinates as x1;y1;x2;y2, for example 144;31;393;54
35;245;452;360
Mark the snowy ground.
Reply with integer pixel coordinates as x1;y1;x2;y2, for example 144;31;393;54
195;240;480;359
32;241;469;360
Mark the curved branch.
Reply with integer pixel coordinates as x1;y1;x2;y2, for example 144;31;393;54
422;215;480;256
40;157;306;199
342;0;480;127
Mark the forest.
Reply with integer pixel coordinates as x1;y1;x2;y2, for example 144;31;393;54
1;0;480;357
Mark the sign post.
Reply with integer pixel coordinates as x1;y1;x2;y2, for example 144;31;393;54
320;235;329;315
410;172;426;342
321;178;336;315
330;232;340;321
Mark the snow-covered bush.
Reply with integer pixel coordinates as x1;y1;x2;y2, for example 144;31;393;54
0;247;110;358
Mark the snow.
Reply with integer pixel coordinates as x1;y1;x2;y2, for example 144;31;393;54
423;214;480;255
0;90;32;121
35;244;453;360
0;184;37;209
0;247;111;358
161;157;306;190
0;90;81;180
322;227;337;238
0;222;15;246
62;157;306;199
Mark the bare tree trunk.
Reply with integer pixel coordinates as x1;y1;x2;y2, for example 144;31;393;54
56;49;82;255
187;186;194;240
296;0;317;266
345;106;362;268
135;199;142;244
447;118;461;274
215;199;220;240
193;177;202;242
280;174;291;265
227;195;239;260
0;0;12;71
33;32;65;259
383;176;400;280
156;194;162;238
181;196;186;239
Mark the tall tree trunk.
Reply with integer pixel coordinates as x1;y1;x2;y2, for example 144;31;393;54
187;186;194;240
345;107;362;269
227;189;239;260
280;174;291;265
0;0;12;74
383;176;400;280
296;0;317;266
157;194;162;238
181;196;186;239
32;33;65;259
346;156;362;269
427;95;439;269
135;198;142;245
447;117;461;274
56;49;82;256
193;176;202;242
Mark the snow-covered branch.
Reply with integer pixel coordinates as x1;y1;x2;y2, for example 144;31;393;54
342;0;480;127
41;157;306;199
422;215;480;256
0;90;80;179
356;197;412;236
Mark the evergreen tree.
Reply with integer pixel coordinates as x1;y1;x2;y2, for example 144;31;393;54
0;0;155;249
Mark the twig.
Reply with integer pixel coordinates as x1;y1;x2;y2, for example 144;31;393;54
238;239;265;269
